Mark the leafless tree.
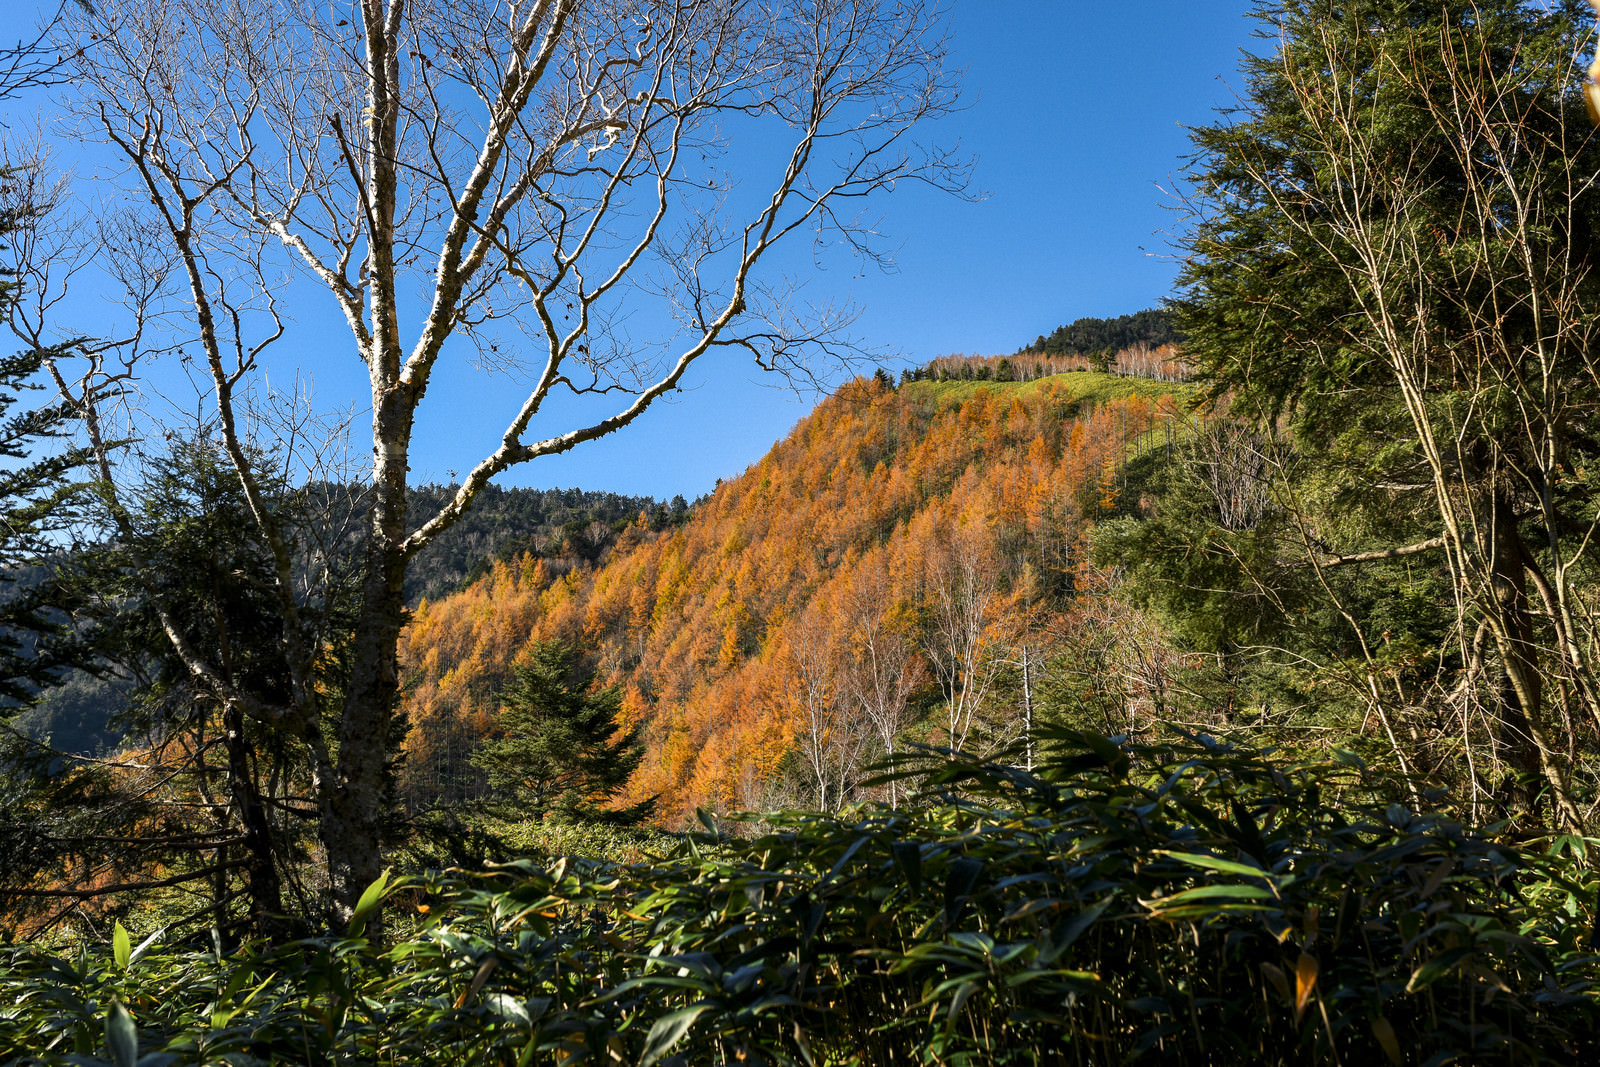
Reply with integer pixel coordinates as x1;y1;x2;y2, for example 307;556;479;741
921;520;1014;755
0;3;93;106
18;0;963;925
1189;418;1274;533
785;598;870;813
838;557;923;804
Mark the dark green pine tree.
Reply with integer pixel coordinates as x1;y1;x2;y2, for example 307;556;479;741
3;437;356;941
0;167;119;932
473;642;654;824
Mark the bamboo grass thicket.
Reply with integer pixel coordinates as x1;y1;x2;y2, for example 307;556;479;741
3;732;1598;1065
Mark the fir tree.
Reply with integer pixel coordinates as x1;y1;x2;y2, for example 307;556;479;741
473;642;653;824
1173;0;1600;828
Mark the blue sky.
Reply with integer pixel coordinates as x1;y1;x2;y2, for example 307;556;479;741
8;1;1260;500
496;0;1262;498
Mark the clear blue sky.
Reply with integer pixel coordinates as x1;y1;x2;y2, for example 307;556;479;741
495;0;1262;498
8;1;1260;501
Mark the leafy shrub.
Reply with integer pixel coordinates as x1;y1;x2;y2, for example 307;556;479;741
3;732;1597;1064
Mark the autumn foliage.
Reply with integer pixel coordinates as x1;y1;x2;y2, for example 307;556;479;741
397;368;1185;822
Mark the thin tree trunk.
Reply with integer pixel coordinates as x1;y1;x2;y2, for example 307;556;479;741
1483;495;1582;831
223;702;286;941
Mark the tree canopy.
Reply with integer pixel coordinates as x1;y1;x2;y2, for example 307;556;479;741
473;641;651;824
1172;0;1600;828
1021;308;1178;359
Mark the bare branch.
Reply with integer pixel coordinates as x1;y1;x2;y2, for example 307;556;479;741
1319;536;1448;568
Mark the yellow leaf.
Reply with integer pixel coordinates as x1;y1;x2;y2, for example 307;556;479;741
455;957;500;1009
1294;952;1319;1023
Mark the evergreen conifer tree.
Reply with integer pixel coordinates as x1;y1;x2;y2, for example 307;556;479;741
0;166;93;702
473;642;653;824
1173;0;1600;828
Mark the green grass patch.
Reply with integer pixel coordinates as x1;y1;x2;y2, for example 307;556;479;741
901;371;1196;411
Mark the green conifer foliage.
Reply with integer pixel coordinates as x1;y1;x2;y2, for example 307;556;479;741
473;643;653;824
0;164;92;702
1172;0;1600;827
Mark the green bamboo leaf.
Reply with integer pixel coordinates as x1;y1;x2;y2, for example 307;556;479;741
892;841;923;893
1149;903;1274;919
112;923;131;973
945;979;979;1023
104;1001;137;1067
1038;897;1112;966
1158;851;1271;879
821;834;869;886
1083;732;1131;777
944;857;985;924
220;962;255;1002
1004;968;1102;991
129;927;165;968
1406;946;1472;992
347;868;392;938
1151;884;1274;907
640;1003;715;1066
486;993;531;1025
1228;797;1270;863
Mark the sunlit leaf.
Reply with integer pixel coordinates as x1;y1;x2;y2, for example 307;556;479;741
347;868;392;938
1158;851;1271;879
1294;953;1318;1023
640;1003;715;1067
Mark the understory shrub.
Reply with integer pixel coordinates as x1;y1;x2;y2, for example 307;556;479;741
3;731;1598;1064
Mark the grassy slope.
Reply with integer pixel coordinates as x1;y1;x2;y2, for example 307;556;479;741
902;370;1195;410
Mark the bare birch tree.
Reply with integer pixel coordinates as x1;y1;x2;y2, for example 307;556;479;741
20;0;962;926
785;598;870;813
921;520;1013;754
838;557;923;804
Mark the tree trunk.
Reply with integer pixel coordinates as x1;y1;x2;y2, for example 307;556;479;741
324;391;413;929
321;1;411;929
1483;493;1582;832
223;702;287;942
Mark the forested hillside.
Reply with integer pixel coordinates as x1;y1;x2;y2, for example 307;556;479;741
7;484;672;757
402;483;684;605
1020;308;1179;359
398;367;1185;821
11;3;1600;1062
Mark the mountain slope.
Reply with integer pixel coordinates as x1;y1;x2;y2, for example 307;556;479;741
398;369;1187;821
